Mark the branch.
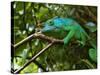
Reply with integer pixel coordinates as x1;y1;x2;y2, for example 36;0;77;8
13;33;64;49
26;57;48;72
14;42;54;74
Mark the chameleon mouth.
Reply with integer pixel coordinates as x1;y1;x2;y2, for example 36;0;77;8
41;24;56;32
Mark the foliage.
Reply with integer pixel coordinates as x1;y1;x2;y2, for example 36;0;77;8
11;1;97;73
89;48;97;62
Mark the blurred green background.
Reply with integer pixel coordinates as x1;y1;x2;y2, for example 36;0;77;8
11;1;97;74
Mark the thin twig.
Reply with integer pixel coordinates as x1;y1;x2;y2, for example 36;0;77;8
14;42;54;74
26;57;48;72
13;33;64;49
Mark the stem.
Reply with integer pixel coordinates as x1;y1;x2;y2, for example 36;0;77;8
14;42;54;74
13;33;64;49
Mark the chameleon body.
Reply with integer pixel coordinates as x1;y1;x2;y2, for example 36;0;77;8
41;17;96;49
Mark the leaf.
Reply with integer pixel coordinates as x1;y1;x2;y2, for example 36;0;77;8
36;7;49;19
26;3;32;10
21;63;38;73
15;2;24;11
89;48;97;62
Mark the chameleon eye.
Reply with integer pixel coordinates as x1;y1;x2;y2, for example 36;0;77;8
49;21;54;25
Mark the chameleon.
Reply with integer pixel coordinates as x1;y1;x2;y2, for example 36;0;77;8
41;17;96;49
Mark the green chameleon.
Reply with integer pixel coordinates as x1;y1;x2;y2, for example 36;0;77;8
41;17;97;62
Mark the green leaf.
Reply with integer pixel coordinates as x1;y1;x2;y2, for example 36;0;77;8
26;3;32;10
15;2;24;11
89;48;97;62
21;63;38;73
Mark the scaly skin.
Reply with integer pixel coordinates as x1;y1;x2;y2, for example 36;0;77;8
41;17;96;49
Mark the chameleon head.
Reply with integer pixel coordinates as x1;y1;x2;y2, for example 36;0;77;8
41;19;56;32
41;17;64;32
